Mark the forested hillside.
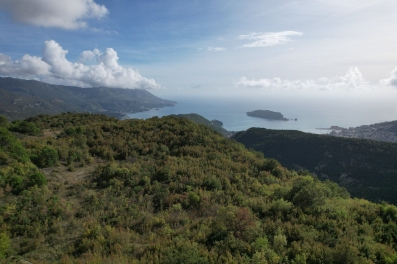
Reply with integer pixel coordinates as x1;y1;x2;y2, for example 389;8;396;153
232;128;397;204
0;77;175;120
1;113;397;263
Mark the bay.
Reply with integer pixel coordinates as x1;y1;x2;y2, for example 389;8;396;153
127;95;397;134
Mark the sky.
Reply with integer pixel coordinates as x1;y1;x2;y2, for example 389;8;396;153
1;0;397;99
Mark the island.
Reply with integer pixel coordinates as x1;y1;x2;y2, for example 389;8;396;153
246;110;288;121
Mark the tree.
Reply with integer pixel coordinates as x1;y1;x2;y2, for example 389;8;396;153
0;232;10;259
0;116;8;128
34;146;59;168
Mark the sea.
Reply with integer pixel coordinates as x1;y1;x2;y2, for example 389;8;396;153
127;94;397;134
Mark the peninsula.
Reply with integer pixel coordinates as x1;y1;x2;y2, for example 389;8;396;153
246;110;288;121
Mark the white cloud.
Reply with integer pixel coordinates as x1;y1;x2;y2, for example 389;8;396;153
0;40;161;89
78;49;100;63
207;47;226;52
238;31;303;48
0;0;108;29
235;67;371;91
380;66;397;88
0;53;51;76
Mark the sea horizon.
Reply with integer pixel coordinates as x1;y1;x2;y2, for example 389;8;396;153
127;94;397;134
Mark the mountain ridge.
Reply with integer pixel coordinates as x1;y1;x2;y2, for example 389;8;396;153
0;77;176;120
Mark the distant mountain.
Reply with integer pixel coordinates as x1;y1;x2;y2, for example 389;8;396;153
0;77;176;120
232;128;397;204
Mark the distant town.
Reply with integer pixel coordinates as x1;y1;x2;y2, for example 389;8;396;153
320;121;397;143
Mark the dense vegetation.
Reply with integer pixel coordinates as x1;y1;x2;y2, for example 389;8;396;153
1;113;397;263
232;128;397;204
0;77;175;120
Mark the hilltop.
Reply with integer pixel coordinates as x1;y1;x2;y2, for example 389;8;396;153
169;113;231;137
0;77;175;121
1;113;397;263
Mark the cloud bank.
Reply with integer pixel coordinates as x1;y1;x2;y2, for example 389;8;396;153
0;40;160;89
238;31;303;48
0;0;108;29
236;67;371;91
380;67;397;88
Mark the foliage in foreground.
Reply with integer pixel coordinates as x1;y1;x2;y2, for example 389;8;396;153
0;113;397;263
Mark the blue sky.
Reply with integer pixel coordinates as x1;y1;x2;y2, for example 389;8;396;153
1;0;397;98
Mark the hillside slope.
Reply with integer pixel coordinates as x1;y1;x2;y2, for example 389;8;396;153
0;77;175;120
232;127;397;204
1;114;397;263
